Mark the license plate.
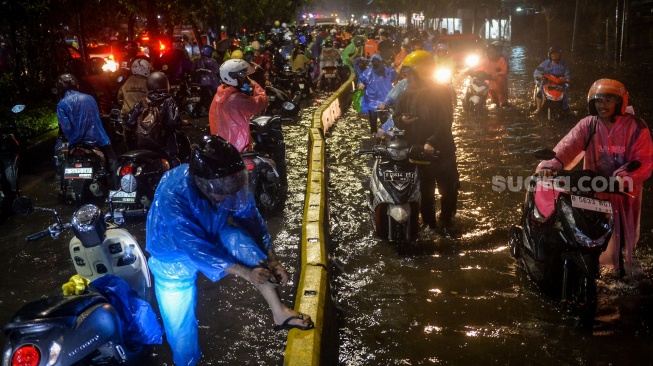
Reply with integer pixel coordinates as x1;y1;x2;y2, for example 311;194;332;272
64;167;93;179
571;195;612;214
187;96;201;103
325;74;336;78
109;190;137;204
383;171;415;182
299;83;305;89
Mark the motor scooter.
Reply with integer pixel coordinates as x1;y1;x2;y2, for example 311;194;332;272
2;187;160;365
509;148;641;328
316;58;342;92
241;115;291;215
0;105;27;216
357;129;437;246
532;68;568;120
57;141;110;206
462;70;490;116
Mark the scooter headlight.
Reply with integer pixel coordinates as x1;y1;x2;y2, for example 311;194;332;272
433;67;453;84
387;146;409;161
465;54;480;68
559;198;613;249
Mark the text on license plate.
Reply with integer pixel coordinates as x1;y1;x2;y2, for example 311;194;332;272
187;96;201;103
571;195;612;214
64;167;93;179
109;190;137;203
383;171;415;182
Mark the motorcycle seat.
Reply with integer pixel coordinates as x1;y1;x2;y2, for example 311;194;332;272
10;293;107;323
120;149;167;162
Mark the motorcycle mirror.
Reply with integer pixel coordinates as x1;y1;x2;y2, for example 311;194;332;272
532;149;557;161
625;160;641;172
11;105;25;114
282;101;295;110
120;174;138;194
12;196;34;216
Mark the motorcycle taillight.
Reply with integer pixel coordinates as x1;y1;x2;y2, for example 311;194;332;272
11;344;40;366
120;164;134;176
71;148;88;156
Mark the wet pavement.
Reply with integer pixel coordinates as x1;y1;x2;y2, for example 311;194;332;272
2;44;653;365
329;45;653;365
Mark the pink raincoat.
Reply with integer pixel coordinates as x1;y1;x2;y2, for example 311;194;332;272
208;81;267;151
536;113;653;269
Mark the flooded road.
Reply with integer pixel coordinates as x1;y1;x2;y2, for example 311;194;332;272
329;45;653;365
1;44;653;365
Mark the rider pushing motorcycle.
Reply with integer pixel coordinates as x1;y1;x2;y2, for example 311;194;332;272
533;46;571;114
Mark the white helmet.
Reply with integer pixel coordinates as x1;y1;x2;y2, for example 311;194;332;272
283;31;293;42
131;58;151;77
219;59;253;86
281;22;288;29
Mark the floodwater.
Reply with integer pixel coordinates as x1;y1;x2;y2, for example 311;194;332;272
328;45;653;365
1;44;653;365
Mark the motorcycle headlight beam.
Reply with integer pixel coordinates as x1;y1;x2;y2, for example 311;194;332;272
465;54;480;68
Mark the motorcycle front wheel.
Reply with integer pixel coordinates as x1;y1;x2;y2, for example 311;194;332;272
567;268;598;328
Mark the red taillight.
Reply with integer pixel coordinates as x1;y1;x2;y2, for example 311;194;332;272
12;345;41;366
159;41;166;51
120;164;133;176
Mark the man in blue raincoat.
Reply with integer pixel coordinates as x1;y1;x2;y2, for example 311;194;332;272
55;73;118;188
146;136;313;366
358;54;397;135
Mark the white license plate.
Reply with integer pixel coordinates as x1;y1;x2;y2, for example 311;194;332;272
299;83;305;89
109;190;137;203
64;167;93;179
187;96;201;103
383;171;415;182
571;195;612;214
325;74;336;78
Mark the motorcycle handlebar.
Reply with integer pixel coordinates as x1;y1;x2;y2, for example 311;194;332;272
26;230;50;242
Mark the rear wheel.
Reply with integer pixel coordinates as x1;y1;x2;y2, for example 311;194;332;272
568;268;598;328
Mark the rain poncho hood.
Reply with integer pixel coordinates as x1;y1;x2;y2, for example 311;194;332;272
208;81;267;151
536;114;653;269
57;90;111;146
341;38;362;69
146;165;272;281
358;54;397;113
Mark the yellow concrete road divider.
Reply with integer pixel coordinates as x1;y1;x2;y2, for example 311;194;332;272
284;73;356;365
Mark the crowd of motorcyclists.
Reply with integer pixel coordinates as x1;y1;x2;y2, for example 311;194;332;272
14;17;652;364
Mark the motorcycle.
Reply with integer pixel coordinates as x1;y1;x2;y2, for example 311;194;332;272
56;141;111;206
316;58;343;92
241;115;291;214
109;130;191;221
462;70;491;116
508;149;641;328
1;105;27;216
264;85;299;117
532;68;568;120
171;73;211;119
357;129;437;245
2;192;159;365
272;64;303;107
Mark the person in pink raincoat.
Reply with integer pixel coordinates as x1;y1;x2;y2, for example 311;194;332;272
209;59;267;151
536;79;653;276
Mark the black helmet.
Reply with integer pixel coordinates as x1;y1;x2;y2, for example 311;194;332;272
201;45;215;58
55;73;79;95
355;38;365;47
324;39;333;48
146;71;170;92
189;135;249;211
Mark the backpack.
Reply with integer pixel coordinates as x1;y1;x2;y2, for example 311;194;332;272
136;97;163;149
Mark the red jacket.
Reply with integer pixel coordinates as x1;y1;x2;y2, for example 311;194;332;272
208;81;267;151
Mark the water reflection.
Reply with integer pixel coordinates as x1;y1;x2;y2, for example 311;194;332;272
329;45;653;364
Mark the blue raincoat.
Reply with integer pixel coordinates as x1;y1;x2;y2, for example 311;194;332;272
380;79;409;133
358;55;397;114
56;90;111;146
146;165;271;366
